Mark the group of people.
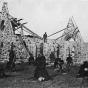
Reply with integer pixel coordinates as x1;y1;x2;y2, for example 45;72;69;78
28;53;73;81
1;42;50;81
54;54;73;73
1;42;88;82
54;55;88;79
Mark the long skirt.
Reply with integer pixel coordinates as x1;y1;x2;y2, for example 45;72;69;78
34;67;50;81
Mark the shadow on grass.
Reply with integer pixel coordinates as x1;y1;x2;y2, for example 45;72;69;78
27;73;59;81
50;73;60;78
0;74;16;79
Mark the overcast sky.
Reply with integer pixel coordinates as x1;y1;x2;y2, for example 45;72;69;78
0;0;88;42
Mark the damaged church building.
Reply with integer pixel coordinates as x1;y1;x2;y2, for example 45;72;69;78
0;2;88;65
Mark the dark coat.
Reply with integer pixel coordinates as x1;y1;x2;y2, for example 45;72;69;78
77;61;88;77
28;56;34;65
34;55;50;80
66;56;72;63
9;50;15;62
54;58;63;68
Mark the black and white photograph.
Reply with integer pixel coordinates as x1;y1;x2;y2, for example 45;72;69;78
0;0;88;88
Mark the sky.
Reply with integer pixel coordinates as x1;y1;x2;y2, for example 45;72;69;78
0;0;88;42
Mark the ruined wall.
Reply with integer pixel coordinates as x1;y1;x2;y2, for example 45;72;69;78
0;34;43;61
43;39;58;63
22;36;43;59
0;2;43;62
0;2;88;65
84;43;88;60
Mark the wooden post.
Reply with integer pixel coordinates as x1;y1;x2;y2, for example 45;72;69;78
20;25;24;36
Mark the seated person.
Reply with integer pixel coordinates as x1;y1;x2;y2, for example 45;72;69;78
34;54;51;81
76;61;88;78
54;57;61;68
61;62;67;74
54;57;65;72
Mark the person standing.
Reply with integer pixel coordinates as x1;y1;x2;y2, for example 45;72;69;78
28;54;34;66
43;32;47;43
34;54;51;81
6;42;16;71
66;54;73;66
66;54;73;72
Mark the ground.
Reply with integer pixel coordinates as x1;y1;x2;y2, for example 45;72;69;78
0;63;88;88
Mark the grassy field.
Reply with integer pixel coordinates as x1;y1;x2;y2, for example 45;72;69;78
0;63;88;88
